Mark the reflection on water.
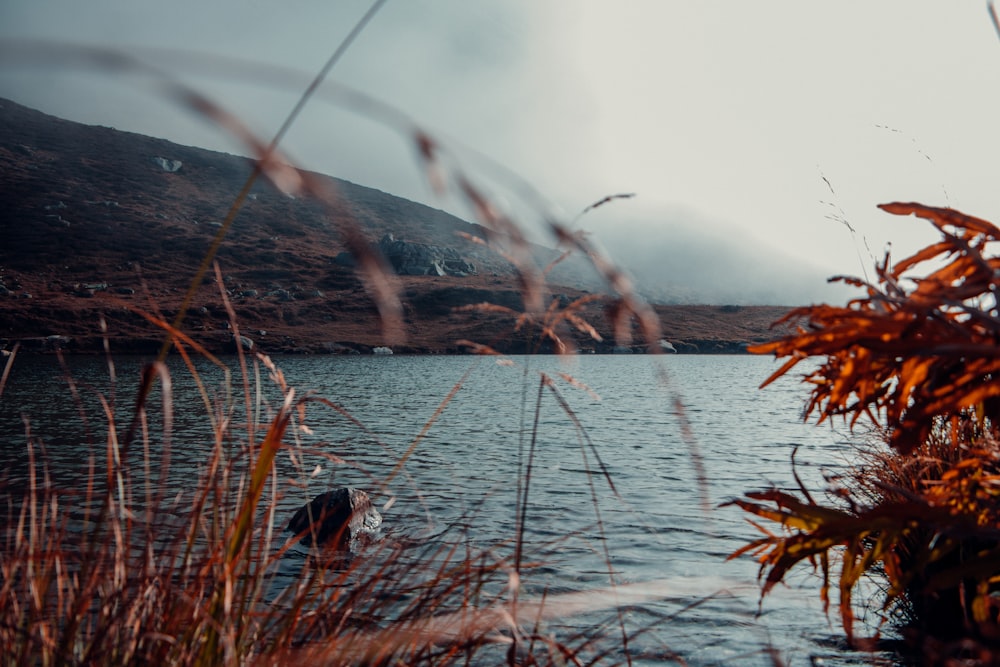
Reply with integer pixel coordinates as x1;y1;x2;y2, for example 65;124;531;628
0;353;882;665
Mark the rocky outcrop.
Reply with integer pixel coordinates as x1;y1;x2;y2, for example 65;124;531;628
286;488;382;549
378;234;476;277
152;156;182;172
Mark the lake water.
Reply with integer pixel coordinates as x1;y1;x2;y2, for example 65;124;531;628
0;353;890;666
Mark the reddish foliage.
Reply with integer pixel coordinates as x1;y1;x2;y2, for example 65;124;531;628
733;204;1000;651
751;202;1000;455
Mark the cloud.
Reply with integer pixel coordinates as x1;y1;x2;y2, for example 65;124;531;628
1;1;997;307
580;204;855;305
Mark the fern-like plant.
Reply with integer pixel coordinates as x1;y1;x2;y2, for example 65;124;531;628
732;203;1000;660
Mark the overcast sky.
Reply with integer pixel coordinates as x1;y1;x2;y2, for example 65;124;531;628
2;1;998;304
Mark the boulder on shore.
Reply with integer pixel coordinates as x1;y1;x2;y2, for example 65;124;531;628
286;488;382;549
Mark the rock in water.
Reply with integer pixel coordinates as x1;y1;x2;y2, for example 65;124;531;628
286;488;382;548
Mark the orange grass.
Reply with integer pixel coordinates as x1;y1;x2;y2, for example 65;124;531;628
0;344;690;666
0;9;706;663
732;203;1000;661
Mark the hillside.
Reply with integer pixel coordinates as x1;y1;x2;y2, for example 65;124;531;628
0;98;794;355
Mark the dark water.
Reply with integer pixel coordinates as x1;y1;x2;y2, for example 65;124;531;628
0;353;888;666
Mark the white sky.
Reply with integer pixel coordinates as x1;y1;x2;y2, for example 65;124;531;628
2;1;999;304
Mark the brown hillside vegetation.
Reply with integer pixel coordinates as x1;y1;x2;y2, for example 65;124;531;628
0;98;793;354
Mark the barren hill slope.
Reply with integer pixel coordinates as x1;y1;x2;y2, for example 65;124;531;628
0;99;792;355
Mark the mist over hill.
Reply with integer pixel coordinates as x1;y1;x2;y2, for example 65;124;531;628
587;213;853;306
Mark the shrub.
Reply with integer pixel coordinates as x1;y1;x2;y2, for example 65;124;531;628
730;203;1000;661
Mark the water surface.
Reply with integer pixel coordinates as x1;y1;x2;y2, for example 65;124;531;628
0;353;883;666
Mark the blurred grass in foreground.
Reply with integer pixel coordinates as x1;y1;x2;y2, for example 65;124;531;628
0;14;699;664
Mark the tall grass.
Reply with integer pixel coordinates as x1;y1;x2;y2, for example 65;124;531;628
0;316;679;666
0;9;694;665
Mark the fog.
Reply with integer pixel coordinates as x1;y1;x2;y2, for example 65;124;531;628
577;203;858;305
1;1;997;305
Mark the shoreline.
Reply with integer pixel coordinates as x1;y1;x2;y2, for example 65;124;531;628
1;333;755;357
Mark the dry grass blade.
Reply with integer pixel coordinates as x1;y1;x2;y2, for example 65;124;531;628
0;342;18;400
578;193;636;218
552;223;663;353
456;176;548;319
3;19;404;357
456;340;503;356
273;579;683;665
157;0;393;361
382;362;478;488
556;372;601;401
414;130;447;195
